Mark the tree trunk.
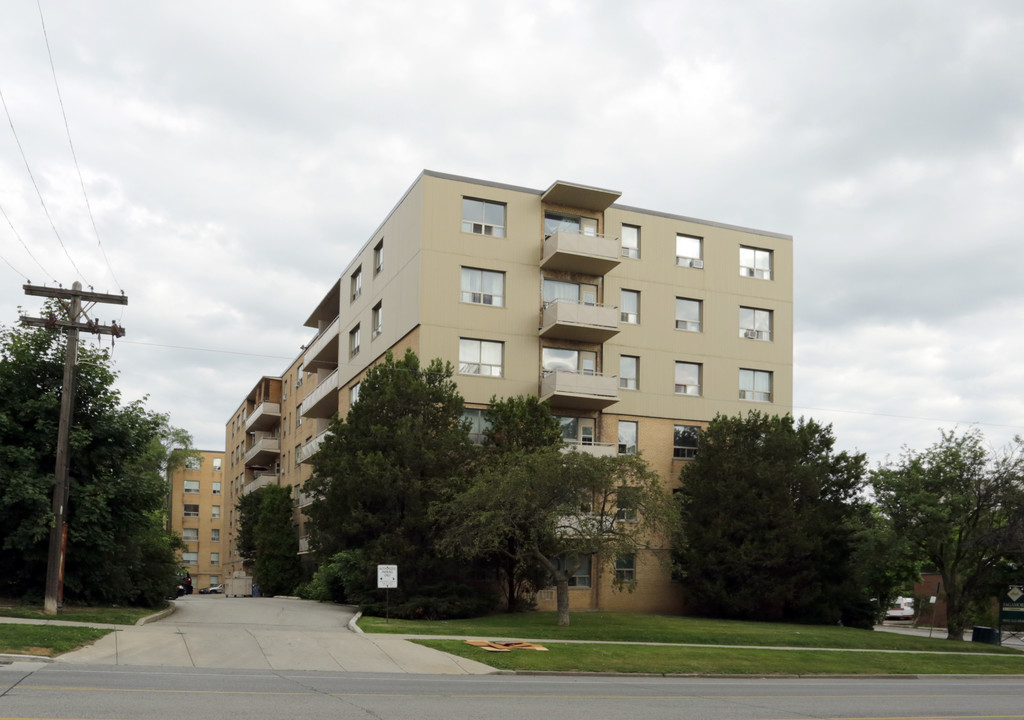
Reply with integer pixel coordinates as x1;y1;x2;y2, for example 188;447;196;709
556;578;570;626
942;570;967;642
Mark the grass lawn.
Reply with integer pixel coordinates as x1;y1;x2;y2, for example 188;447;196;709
0;604;164;625
359;612;1017;654
415;638;1024;675
0;624;113;658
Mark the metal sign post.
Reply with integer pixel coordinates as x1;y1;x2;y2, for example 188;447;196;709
377;564;398;624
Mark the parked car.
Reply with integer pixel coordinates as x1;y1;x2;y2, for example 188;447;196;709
206;584;223;594
886;596;914;620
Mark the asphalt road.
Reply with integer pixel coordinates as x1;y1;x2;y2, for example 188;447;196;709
2;664;1023;720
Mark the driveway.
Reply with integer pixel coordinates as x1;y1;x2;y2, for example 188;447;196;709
59;595;495;674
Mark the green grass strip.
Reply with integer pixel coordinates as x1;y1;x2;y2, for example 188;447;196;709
0;624;113;657
0;605;161;625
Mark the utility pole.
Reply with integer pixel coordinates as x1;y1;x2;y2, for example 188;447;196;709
21;281;127;615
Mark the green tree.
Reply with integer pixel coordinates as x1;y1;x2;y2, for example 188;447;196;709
253;484;301;596
306;349;478;607
235;486;265;566
673;411;868;624
871;429;1024;640
435;449;670;626
0;321;187;607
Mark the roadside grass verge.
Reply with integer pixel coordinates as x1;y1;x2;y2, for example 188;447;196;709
0;625;112;658
0;605;163;625
415;639;1024;675
360;612;1016;654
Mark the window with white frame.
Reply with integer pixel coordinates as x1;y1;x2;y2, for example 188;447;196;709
373;239;383;275
350;266;362;301
543;279;597;306
210;552;220;566
184;456;201;470
676;234;703;268
739;368;773;402
211;528;220;542
544;211;597;236
619;355;638;390
211;505;221;519
184;480;200;494
739;306;773;341
183;504;199;518
372;302;383;339
182;528;199;542
212;481;221;495
674;362;702;396
462;197;506;237
618;420;638;455
739;246;772;279
615;554;636;583
555;555;592;587
350;382;360;405
182;552;198;566
462;408;491;445
542;347;596;375
556;416;595;445
674;424;700;459
212;457;222;471
620;289;640;324
621;224;640;258
461;267;505;307
209;575;219;585
349;324;360;358
459;338;504;377
675;298;702;332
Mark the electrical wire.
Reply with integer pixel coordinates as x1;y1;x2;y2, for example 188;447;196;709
35;0;121;293
0;251;30;282
0;200;59;283
118;339;295;361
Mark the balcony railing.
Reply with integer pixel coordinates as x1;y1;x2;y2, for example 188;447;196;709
539;370;619;410
244;401;281;433
540;299;620;343
297;428;331;464
243;434;280;467
243;473;278;495
301;368;340;419
541;230;621;275
305;315;340;371
560;440;618;458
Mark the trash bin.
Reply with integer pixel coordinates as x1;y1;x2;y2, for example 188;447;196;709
252;582;260;598
971;626;1000;645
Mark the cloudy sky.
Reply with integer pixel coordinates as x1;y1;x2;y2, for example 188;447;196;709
1;1;1022;465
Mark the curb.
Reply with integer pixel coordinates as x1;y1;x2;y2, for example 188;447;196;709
136;602;176;626
348;610;364;634
0;653;53;664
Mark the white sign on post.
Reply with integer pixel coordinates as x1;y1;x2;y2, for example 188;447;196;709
377;564;398;589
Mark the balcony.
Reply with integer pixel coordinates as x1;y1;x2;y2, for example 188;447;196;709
539;370;619;410
244;401;281;433
560;440;618;458
540;299;619;343
541;231;621;275
243;433;280;468
243;472;278;495
305;315;340;372
297;428;331;464
301;369;340;419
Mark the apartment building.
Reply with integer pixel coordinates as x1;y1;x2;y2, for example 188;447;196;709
224;170;792;612
166;449;226;591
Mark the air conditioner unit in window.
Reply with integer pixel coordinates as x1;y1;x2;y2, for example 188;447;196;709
676;256;691;267
743;330;758;339
741;267;755;277
692;259;704;269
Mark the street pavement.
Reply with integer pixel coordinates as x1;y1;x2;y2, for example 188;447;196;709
6;595;496;674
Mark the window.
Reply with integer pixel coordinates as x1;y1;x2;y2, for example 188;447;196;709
461;267;505;307
463;408;491;445
674;425;700;459
374;239;383;275
740;369;773;402
184;480;200;494
350;266;362;301
211;505;221;519
545;212;597;236
209;575;219;586
184;456;201;471
372;302;383;339
350;382;361;405
675;298;702;332
740;246;772;279
616;487;638;522
620;290;640;324
349;324;360;358
182;552;198;566
621;224;640;259
212;458;222;471
676;234;703;268
183;504;199;518
182;528;199;542
459;338;503;377
615;554;636;583
675;362;702;396
739;307;773;341
211;529;220;542
212;481;221;495
555;555;592;587
620;355;638;390
295;444;301;466
543;279;596;306
618;420;638;455
210;552;220;566
542;347;596;375
556;416;595;445
462;197;506;237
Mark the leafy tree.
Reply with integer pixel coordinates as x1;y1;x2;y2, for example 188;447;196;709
0;321;187;607
435;449;670;626
871;429;1024;640
235;486;265;566
305;349;480;611
253;484;301;596
673;411;868;624
483;394;562;452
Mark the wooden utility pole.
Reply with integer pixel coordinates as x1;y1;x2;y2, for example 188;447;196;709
21;281;127;614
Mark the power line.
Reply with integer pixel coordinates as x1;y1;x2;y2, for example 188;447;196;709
0;252;30;282
792;404;1024;432
119;339;295;360
35;0;121;293
0;200;59;283
0;83;88;285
